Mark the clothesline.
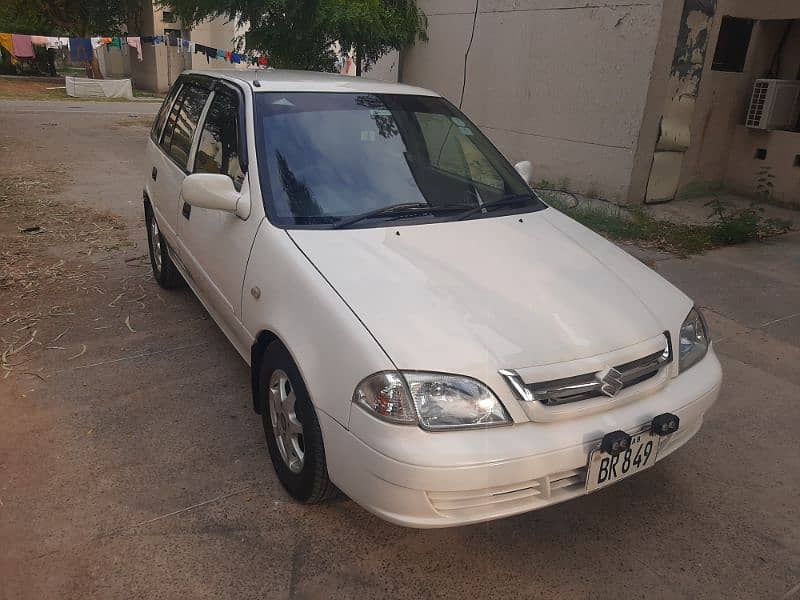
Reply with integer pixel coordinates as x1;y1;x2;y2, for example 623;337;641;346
0;32;268;67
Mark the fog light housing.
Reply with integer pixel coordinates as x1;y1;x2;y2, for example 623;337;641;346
651;413;680;436
600;430;631;456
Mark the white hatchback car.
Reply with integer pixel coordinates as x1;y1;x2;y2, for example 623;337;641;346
144;69;721;527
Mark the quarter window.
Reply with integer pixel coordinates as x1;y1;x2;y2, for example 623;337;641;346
194;89;245;190
417;113;504;190
160;83;211;169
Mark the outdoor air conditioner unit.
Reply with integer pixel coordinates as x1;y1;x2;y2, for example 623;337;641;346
745;79;800;130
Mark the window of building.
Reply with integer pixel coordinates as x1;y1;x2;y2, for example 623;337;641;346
194;89;246;190
712;16;754;72
162;11;176;23
160;83;211;169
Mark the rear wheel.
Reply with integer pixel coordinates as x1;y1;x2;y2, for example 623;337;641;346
145;204;182;289
259;342;336;503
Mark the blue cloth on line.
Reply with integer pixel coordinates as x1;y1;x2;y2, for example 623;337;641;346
69;37;92;62
231;52;241;64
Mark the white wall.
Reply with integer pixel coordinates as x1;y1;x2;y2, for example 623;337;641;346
401;0;666;201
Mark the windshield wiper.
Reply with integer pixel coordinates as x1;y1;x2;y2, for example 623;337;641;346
333;202;468;229
457;193;535;221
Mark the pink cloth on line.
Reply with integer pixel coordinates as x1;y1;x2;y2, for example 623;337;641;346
126;36;142;61
31;36;49;46
11;34;35;57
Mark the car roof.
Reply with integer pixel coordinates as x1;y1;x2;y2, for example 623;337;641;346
184;68;440;97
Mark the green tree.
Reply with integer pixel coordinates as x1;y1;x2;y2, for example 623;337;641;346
0;0;143;77
321;0;427;76
163;0;427;75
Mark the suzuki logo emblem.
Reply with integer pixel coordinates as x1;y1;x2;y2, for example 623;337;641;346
597;367;624;397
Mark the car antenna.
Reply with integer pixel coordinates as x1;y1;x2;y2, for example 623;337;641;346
253;80;261;88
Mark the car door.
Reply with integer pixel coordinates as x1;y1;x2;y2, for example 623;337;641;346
148;77;212;247
145;78;182;240
176;81;262;334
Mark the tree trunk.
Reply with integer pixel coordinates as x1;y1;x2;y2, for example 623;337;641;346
88;51;104;79
355;45;362;77
397;49;405;83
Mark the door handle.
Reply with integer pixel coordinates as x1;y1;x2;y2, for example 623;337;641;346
151;166;158;181
182;201;191;219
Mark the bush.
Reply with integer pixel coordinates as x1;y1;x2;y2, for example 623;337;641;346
706;196;792;246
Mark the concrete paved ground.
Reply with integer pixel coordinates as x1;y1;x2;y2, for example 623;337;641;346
1;99;799;600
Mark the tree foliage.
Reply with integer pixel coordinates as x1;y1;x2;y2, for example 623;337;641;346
1;0;142;37
0;0;61;36
163;0;427;74
0;0;143;77
320;0;427;75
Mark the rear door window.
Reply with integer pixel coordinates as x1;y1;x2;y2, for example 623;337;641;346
193;88;246;190
159;83;211;170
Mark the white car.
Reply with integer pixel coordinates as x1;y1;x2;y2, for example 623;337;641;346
143;70;721;528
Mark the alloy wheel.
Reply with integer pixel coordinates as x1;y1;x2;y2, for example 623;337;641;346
268;369;305;474
149;215;162;273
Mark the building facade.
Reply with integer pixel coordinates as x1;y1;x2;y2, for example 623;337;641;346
396;0;800;206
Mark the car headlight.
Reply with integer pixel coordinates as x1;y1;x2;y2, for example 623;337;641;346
679;307;709;373
353;371;511;430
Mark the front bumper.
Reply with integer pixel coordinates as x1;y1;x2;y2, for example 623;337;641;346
319;351;722;528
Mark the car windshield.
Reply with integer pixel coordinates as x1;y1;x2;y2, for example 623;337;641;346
253;92;545;228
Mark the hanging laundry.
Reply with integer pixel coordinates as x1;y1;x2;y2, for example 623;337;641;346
194;43;211;63
109;37;122;49
69;37;93;62
0;33;14;56
258;55;268;67
11;34;35;58
31;36;49;46
141;35;154;44
91;37;102;48
153;35;164;45
127;36;143;61
224;51;231;62
182;39;189;50
188;41;195;53
216;49;225;59
231;52;242;64
44;37;66;49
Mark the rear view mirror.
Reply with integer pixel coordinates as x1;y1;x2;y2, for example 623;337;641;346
514;160;533;185
181;173;249;219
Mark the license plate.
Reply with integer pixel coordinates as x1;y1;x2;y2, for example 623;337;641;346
586;431;660;492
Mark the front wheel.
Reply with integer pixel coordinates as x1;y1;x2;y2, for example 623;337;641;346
259;342;337;504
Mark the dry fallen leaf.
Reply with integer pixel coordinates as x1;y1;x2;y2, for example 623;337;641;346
68;344;86;360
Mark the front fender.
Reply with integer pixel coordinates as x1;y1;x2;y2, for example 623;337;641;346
242;224;395;428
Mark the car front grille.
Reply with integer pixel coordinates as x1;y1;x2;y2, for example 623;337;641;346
525;333;672;406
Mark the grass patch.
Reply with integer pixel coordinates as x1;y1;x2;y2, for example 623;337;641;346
539;191;792;256
133;89;164;100
114;116;154;129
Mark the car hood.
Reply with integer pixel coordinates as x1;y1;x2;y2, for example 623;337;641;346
288;208;691;376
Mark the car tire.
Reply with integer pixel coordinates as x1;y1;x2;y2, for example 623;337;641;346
145;204;182;289
259;341;337;504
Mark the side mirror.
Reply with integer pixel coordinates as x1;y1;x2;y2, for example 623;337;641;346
180;173;249;219
514;160;533;185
